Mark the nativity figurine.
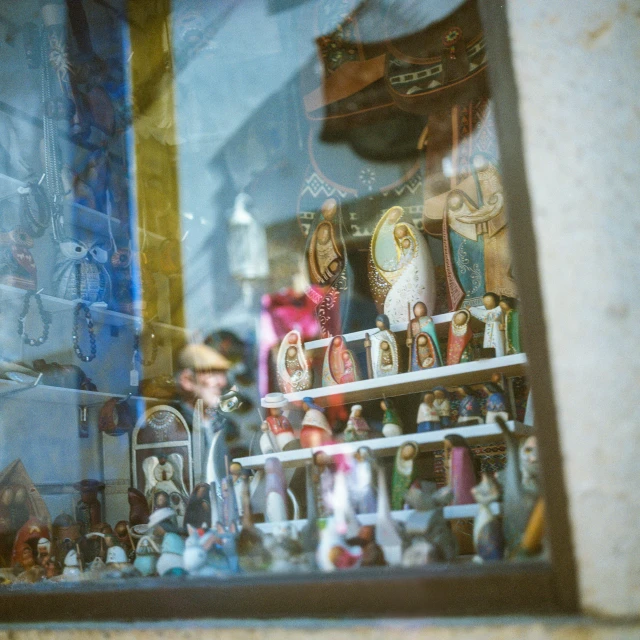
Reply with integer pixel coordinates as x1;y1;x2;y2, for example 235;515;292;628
499;296;521;354
259;393;299;453
454;385;484;426
446;309;474;365
300;397;333;448
406;302;443;372
470;292;505;357
433;387;452;428
142;453;189;526
343;405;374;442
381;398;403;438
322;335;360;386
416;391;440;433
368;205;437;323
276;330;313;393
364;314;399;378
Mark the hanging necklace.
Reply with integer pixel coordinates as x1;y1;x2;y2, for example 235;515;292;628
72;303;97;362
18;183;50;238
18;291;52;346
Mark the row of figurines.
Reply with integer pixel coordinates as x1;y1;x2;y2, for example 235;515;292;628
278;295;521;392
0;421;542;583
259;377;509;453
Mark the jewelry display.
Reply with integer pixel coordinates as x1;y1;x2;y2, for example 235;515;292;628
18;183;51;238
17;291;52;346
72;303;97;362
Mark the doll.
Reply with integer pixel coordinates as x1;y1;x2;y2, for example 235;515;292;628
416;391;440;433
470;292;505;357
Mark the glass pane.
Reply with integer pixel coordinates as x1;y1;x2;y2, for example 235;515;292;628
0;0;543;598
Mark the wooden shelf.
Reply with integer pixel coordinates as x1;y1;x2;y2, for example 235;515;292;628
254;502;502;534
0;378;157;406
283;353;528;407
304;311;455;352
235;420;530;470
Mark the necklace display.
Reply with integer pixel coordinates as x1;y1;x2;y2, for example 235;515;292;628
18;183;50;238
18;291;52;346
72;303;97;362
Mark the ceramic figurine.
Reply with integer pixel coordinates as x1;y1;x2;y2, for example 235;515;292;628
36;537;51;567
471;472;504;562
444;434;479;505
128;487;150;526
183;525;223;576
343;405;373;442
423;154;517;310
416;392;440;433
447;309;474;365
368;205;437;323
300;397;333;448
380;398;403;438
11;517;50;569
375;460;403;566
454;386;484;425
260;393;299;453
322;335;360;386
470;292;505;357
229;463;244;517
391;442;419;510
496;417;540;554
142;454;189;524
74;479;104;534
133;535;160;577
348;447;377;515
264;457;288;524
113;521;133;560
184;483;212;530
62;549;82;579
305;197;352;338
156;532;186;576
484;380;509;424
499;296;521;354
406;302;443;372
51;514;81;565
105;545;134;575
365;314;399;378
276;330;312;393
15;545;44;583
433;387;452;428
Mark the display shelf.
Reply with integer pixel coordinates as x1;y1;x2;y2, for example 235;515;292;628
283;353;527;407
0;282;188;333
235;420;530;470
0;378;157;406
254;502;502;534
304;311;455;351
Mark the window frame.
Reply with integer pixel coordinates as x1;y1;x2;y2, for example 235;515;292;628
0;0;577;622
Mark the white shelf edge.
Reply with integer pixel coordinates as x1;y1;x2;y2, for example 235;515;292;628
283;353;528;407
254;503;502;534
304;311;456;351
235;420;531;469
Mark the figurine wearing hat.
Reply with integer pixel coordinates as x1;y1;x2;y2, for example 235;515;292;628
260;393;300;454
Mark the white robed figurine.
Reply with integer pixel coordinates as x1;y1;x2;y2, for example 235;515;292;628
368;206;437;323
470;292;505;357
367;314;399;378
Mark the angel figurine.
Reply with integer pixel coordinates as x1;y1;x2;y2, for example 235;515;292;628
142;454;189;526
322;336;360;386
276;330;312;393
406;302;443;372
364;314;399;379
368;206;437;323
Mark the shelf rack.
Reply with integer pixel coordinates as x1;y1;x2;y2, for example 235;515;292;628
235;420;530;470
283;353;528;407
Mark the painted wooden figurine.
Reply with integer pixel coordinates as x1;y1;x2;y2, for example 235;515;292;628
433;387;452;428
416;392;440;433
348;447;377;515
322;335;360;386
381;398;403;438
499;296;521;354
264;457;289;524
406;302;443;372
446;309;474;365
276;329;312;393
364;314;399;378
391;442;419;510
260;393;299;453
471;472;504;562
454;386;484;426
470;292;505;357
368;205;437;323
443;434;479;506
484;380;509;424
344;405;373;442
300;397;333;448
